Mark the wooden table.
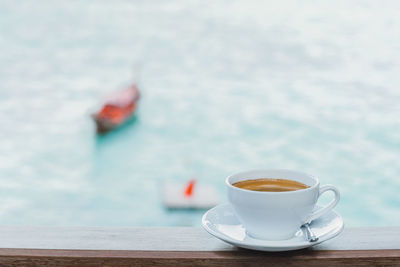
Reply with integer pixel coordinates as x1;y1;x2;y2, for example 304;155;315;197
0;226;398;266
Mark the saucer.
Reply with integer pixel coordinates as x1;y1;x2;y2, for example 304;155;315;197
202;203;344;252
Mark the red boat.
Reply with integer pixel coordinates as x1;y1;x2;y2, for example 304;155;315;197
92;85;140;134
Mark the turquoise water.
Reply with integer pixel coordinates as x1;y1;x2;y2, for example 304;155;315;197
0;0;399;227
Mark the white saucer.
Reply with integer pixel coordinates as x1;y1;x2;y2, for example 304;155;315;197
202;203;344;252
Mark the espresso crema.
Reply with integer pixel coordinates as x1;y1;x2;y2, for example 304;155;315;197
233;178;309;192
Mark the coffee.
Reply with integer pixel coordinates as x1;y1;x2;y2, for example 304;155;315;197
233;178;309;192
227;170;340;240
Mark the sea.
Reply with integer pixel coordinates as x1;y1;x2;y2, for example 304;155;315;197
0;0;399;226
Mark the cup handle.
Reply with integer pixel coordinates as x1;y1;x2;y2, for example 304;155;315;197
307;184;340;223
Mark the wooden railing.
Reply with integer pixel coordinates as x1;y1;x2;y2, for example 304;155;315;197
0;226;398;266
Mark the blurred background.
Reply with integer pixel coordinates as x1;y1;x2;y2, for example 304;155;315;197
0;0;399;227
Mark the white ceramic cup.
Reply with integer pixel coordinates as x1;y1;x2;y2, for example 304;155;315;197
226;169;340;240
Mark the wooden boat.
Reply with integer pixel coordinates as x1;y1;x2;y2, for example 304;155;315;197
92;84;140;134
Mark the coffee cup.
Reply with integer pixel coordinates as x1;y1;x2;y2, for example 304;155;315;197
226;169;340;240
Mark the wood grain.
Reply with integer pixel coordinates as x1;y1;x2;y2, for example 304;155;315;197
0;227;398;266
0;249;399;266
0;226;398;251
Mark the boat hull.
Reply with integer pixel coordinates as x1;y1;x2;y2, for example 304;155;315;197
92;85;139;134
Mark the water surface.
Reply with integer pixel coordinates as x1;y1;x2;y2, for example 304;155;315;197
0;0;399;226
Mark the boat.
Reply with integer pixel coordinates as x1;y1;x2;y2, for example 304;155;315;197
162;179;219;209
92;84;140;134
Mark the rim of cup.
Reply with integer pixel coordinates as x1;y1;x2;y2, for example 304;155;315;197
225;169;320;194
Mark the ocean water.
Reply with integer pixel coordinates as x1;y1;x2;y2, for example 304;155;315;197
0;0;399;227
